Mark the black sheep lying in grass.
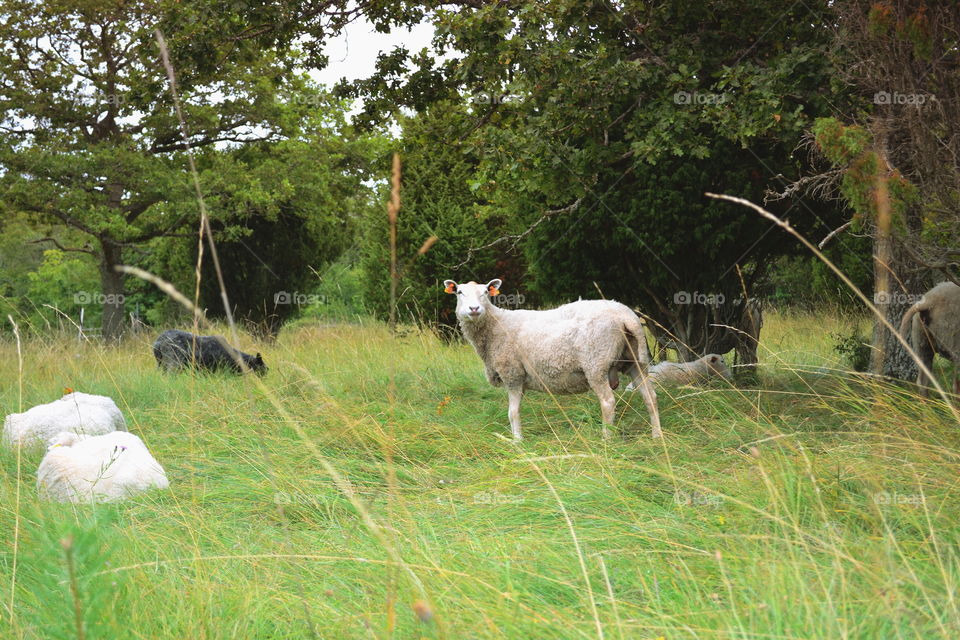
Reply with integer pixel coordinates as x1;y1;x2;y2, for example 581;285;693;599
153;329;267;375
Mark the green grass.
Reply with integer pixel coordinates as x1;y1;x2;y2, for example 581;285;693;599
1;312;959;639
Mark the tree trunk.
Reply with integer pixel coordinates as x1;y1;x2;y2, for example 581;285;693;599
100;241;126;342
871;236;924;381
650;298;762;378
869;163;925;381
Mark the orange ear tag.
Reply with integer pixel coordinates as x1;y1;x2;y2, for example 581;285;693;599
488;287;500;297
444;282;456;294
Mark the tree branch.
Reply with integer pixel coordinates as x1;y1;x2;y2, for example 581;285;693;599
29;237;97;256
148;131;275;154
764;168;844;204
457;102;501;141
818;221;852;249
39;206;100;238
448;196;585;269
124;197;162;223
898;241;960;286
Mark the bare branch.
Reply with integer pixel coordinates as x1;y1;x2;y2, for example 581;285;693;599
764;167;844;204
818;221;852;249
448;196;585;269
898;241;960;286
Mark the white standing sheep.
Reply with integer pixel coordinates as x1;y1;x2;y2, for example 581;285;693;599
625;354;733;389
36;431;169;503
899;281;960;395
444;279;661;440
3;392;127;449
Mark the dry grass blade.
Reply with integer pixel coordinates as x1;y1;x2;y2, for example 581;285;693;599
5;315;22;626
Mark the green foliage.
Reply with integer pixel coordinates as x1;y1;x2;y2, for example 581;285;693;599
515;146;793;308
813;117;918;226
183;106;386;332
311;252;371;321
766;235;874;309
16;508;129;640
0;0;357;337
23;250;100;329
0;213;47;307
867;2;934;60
832;327;872;372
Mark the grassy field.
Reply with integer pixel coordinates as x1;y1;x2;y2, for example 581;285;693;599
1;311;959;639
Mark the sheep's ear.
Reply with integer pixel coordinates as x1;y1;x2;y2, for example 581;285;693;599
443;280;457;294
49;432;79;449
487;279;502;297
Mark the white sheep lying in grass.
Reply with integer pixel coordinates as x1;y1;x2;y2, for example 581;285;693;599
625;354;733;390
36;431;169;503
444;279;661;440
899;281;960;395
3;392;127;449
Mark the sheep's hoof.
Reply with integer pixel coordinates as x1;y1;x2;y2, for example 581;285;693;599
601;427;611;440
651;428;664;439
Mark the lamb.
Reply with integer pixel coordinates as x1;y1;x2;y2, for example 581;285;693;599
3;392;127;449
625;353;733;390
153;329;267;375
36;431;170;503
899;281;960;395
443;278;661;440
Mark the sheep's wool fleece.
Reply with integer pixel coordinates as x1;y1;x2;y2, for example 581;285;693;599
37;431;169;503
2;392;127;449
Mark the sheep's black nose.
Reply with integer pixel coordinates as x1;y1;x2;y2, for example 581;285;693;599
469;306;480;313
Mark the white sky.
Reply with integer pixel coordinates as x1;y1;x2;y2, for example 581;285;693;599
309;18;438;121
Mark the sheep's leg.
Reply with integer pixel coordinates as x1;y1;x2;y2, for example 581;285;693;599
637;375;663;438
913;321;935;397
623;364;640;392
507;387;524;440
589;379;617;439
158;348;179;373
915;356;934;397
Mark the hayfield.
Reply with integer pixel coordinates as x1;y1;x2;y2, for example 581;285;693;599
1;312;959;639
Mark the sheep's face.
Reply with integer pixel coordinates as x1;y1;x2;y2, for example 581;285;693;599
443;279;502;322
250;353;268;376
704;354;733;380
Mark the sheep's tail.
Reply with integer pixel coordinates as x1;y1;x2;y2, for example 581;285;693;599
620;316;651;376
899;299;924;344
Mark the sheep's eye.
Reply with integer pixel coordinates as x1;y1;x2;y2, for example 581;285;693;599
456;290;463;296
